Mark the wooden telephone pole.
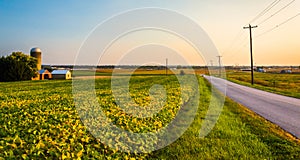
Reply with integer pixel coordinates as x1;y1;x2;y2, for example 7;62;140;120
217;56;222;77
243;24;257;85
166;58;168;76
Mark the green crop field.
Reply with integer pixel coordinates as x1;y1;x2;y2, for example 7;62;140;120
0;75;299;159
226;71;300;98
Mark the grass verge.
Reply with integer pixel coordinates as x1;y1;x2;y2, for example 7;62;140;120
149;77;300;159
226;71;300;98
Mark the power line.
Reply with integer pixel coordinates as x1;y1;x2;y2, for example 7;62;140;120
210;60;213;66
249;0;281;24
223;0;280;60
217;56;222;66
217;56;222;76
223;0;296;63
258;0;296;25
256;12;300;38
224;1;281;60
165;58;168;76
243;24;258;85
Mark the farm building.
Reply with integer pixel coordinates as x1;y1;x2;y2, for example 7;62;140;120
280;70;292;74
256;68;266;73
38;69;52;80
31;72;40;80
51;70;72;80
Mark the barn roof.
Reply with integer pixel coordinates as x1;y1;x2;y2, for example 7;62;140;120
51;70;70;75
38;69;50;74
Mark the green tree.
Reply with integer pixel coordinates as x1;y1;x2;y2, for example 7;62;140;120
0;52;37;82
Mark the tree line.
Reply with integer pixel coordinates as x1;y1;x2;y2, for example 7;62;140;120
0;52;37;82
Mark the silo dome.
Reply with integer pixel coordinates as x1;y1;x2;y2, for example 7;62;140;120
30;47;42;70
30;47;42;53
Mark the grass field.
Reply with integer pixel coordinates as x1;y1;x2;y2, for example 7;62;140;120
0;74;299;159
72;68;209;77
226;71;300;98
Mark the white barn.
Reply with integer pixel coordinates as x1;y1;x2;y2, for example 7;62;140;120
51;70;72;80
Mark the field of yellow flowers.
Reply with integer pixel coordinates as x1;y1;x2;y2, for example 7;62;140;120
0;75;197;159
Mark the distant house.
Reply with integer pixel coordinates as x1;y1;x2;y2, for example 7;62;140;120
38;69;52;80
241;68;251;72
51;70;72;80
280;70;292;74
257;68;266;73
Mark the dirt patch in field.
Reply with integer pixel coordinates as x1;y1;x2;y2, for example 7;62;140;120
73;76;111;79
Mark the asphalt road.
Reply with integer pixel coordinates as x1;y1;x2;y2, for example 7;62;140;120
203;75;300;139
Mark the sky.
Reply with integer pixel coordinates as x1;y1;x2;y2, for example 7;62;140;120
0;0;299;66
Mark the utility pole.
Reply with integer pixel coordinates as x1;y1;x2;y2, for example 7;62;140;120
166;58;168;76
210;60;213;67
217;56;222;77
243;24;257;85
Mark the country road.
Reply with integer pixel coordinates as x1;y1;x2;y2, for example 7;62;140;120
204;75;300;139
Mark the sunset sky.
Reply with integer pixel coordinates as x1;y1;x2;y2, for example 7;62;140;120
0;0;299;66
